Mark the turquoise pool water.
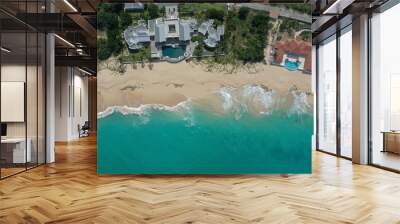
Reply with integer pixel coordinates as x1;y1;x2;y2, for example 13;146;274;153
162;46;185;58
285;60;299;71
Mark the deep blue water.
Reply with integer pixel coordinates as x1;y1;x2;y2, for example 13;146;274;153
98;105;313;174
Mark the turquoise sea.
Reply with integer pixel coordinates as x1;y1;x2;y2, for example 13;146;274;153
98;86;313;174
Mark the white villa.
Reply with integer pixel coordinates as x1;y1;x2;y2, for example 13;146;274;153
123;23;150;50
123;3;225;60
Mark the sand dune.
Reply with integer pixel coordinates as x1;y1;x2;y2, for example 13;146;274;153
97;61;312;112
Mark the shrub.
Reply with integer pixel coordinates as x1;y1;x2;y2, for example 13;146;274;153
147;4;160;19
238;7;250;20
206;8;225;22
97;38;111;61
120;13;132;29
193;44;203;59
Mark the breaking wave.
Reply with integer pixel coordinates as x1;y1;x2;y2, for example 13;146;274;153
97;100;192;119
289;91;311;115
98;85;312;122
218;85;276;119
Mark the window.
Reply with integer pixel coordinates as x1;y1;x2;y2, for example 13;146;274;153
168;25;176;33
0;1;47;179
317;35;337;154
339;26;352;158
370;3;400;171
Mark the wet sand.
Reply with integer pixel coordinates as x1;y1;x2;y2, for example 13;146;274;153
97;61;312;112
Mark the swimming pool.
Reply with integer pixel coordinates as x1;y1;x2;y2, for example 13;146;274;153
162;46;186;58
284;59;299;71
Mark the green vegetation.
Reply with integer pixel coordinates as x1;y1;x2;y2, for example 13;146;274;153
98;10;119;31
106;28;123;55
206;8;225;22
97;3;165;62
182;4;270;64
147;4;160;20
238;7;250;20
120;12;132;29
191;35;205;43
129;44;151;62
251;13;269;38
193;44;204;59
179;3;225;21
191;35;205;60
98;3;124;61
98;3;298;68
221;10;270;64
300;31;311;41
97;3;137;61
97;38;111;61
279;18;308;36
111;3;124;14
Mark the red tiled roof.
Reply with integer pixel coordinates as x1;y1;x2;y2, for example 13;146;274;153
273;39;312;72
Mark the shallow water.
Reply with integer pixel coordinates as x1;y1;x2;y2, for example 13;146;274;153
98;85;313;174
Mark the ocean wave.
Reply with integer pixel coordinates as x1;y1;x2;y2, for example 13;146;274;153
219;86;236;111
216;85;312;117
97;100;192;119
217;85;276;118
98;85;312;121
218;86;246;119
242;84;275;114
289;91;311;115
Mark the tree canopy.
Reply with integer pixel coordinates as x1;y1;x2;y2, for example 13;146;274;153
98;11;119;31
193;44;203;59
206;8;225;22
120;12;132;29
238;7;250;20
106;29;123;55
97;38;111;61
147;4;160;20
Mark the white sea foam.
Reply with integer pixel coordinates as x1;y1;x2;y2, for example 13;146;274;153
218;86;235;111
242;85;275;114
289;91;311;115
98;86;310;121
97;100;192;119
218;86;245;119
217;85;276;118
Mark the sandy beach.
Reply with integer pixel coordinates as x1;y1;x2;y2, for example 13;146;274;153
97;61;312;112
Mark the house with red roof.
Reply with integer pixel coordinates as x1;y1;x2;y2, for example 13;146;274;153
272;38;312;74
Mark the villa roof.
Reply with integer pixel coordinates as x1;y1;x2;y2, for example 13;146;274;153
208;28;220;41
181;19;198;32
123;24;151;50
154;19;180;41
198;20;214;35
198;19;224;48
273;39;312;72
203;23;224;48
204;29;219;48
155;23;166;43
179;22;191;41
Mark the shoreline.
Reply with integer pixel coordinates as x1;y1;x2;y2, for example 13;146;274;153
98;61;312;112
